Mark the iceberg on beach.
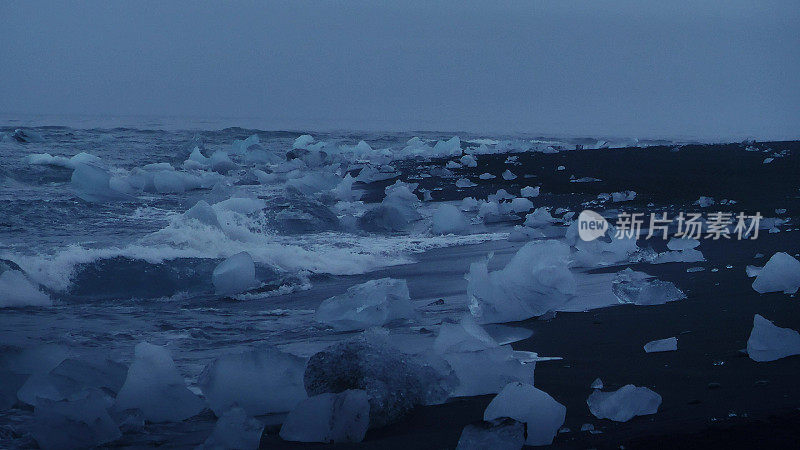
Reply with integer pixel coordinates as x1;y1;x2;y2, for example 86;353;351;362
747;314;800;362
751;252;800;294
199;346;308;416
466;240;576;323
483;382;566;446
280;390;370;443
315;278;415;331
114;342;203;423
587;384;661;422
212;252;256;296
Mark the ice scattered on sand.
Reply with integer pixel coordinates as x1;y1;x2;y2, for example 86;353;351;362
751;252;800;294
466;240;576;323
315;278;415;331
0;269;51;307
456;417;524;450
201;407;264;450
483;382;566;446
280;390;370;443
199;346;308;416
114;342;204;423
212;251;256;296
520;186;540;198
32;388;121;449
304;338;452;427
644;337;678;353
587;384;661;422
502;169;517;180
431;204;470;235
747;314;800;362
460;154;478;167
612;269;686;306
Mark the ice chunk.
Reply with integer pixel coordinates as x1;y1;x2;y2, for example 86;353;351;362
18;357;126;406
304;339;452;427
460;154;478;167
114;342;203;423
557;165;565;171
0;269;51;307
71;163;132;202
483;382;566;446
201;407;264;450
520;186;540;198
456;418;524;450
751;252;800;294
590;378;604;389
587;385;661;422
508;197;533;213
434;316;533;396
315;278;415;331
456;177;477;188
32;389;121;449
331;173;362;201
643;337;677;353
432;136;462;158
460;197;479;211
184;200;221;228
666;237;700;251
747;314;800;362
446;160;461;169
280;390;370;443
523;207;557;228
611;269;686;306
293;134;315;149
152;169;186;193
358;181;421;232
478;173;495;180
501;169;517;180
212;252;256;296
431;204;470;234
611;190;636;202
210;151;237;173
694;196;715;207
199;346;307;416
466;240;576;323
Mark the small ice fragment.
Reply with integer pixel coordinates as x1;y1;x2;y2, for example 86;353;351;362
315;278;415;331
520;186;540;198
587;384;661;422
114;342;204;423
456;418;524;450
667;238;700;251
483;382;566;446
478;173;495;180
446;160;461;169
612;269;686;306
611;191;636;202
751;252;800;294
590;378;603;389
687;266;706;273
523;207;557;228
460;154;478;167
747;314;800;362
501;169;517;180
212;252;256;296
279;390;370;444
644;337;678;353
694;196;715;208
763;157;774;164
201;407;264;450
581;423;594;432
557;165;565;171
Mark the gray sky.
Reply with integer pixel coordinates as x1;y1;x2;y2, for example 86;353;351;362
2;1;798;139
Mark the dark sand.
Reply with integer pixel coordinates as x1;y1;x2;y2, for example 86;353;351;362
262;141;800;448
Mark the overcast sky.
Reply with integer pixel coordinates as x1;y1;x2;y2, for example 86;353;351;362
1;1;798;139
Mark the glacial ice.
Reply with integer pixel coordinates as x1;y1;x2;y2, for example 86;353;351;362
293;134;315;149
611;191;636;202
431;204;470;234
71;163;132;202
523;207;557;228
27;152;103;169
32;388;121;449
611;269;686;306
201;407;264;450
456;177;477;188
747;314;800;362
478;173;495;180
587;385;661;422
483;382;566;446
460;154;478;167
358;181;422;232
199;346;308;416
643;337;678;353
212;251;256;296
501;169;517;180
304;338;452;427
520;186;540;197
18;357;127;406
210;151;237;173
466;240;576;323
432;136;463;158
751;252;800;294
184;200;221;228
280;390;370;443
456;418;524;450
508;197;533;213
0;269;51;307
315;278;415;331
114;342;204;423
